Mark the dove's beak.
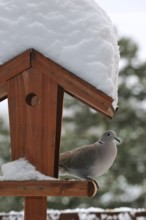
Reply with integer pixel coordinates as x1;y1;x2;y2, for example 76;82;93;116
114;137;120;143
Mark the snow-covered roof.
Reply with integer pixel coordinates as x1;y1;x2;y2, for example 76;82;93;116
0;0;119;108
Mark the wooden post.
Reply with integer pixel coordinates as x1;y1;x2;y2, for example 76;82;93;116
7;58;64;220
25;197;47;220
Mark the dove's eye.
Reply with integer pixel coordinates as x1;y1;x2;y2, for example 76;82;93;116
107;133;110;136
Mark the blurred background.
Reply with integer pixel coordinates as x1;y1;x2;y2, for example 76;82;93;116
0;0;146;212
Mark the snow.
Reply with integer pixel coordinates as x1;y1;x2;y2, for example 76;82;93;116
49;208;146;220
0;0;119;108
1;208;146;220
0;158;56;181
0;211;24;220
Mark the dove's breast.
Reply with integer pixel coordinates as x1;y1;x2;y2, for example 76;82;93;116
90;142;117;177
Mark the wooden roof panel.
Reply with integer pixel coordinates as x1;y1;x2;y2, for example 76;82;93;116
0;49;116;118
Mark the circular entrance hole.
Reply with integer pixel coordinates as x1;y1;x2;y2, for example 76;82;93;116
25;93;40;107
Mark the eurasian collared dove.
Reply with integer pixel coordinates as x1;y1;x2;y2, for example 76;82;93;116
59;130;120;180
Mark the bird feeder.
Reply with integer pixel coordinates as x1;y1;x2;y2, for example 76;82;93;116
0;49;116;220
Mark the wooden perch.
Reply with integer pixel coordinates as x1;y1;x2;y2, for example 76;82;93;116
0;180;98;197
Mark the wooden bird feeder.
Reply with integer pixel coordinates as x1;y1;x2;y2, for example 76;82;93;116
0;49;116;220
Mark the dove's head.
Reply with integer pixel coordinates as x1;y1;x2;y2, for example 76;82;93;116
100;130;120;143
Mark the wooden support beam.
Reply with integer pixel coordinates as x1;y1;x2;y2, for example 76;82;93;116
0;50;31;101
31;49;115;118
0;82;7;101
0;49;116;118
0;50;31;85
25;197;47;220
7;61;64;220
0;180;98;197
54;86;64;177
7;68;62;176
7;64;64;219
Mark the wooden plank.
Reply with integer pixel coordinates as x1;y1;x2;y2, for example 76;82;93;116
0;83;7;101
7;62;64;220
31;49;115;118
7;68;60;176
59;213;79;220
0;50;31;81
54;86;64;177
25;197;47;220
0;49;115;117
0;50;31;99
0;180;98;197
5;51;64;220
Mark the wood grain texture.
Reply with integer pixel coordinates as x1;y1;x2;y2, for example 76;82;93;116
25;197;47;220
0;180;98;197
54;86;64;177
7;68;62;176
0;49;115;117
31;49;115;118
7;57;64;220
0;83;7;101
0;50;31;99
0;50;31;81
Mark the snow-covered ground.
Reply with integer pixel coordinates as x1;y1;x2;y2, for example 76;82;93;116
0;208;146;220
0;0;119;108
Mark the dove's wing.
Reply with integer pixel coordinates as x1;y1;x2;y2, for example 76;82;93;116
60;143;99;170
